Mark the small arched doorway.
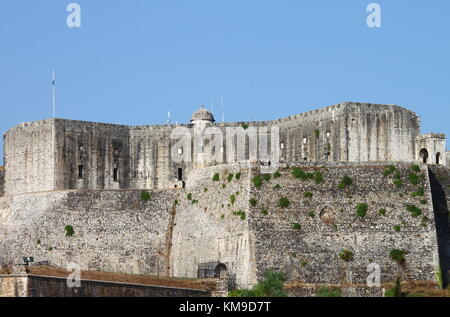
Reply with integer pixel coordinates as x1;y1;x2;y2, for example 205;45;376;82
214;263;228;279
419;148;429;164
436;153;441;165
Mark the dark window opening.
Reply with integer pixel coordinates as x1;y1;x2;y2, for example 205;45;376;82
113;168;119;182
419;148;429;164
78;165;84;179
177;168;183;181
436;152;441;165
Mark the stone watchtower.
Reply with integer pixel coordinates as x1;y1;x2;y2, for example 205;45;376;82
190;106;215;169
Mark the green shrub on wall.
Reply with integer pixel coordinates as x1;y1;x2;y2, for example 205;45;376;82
356;203;368;217
229;195;236;205
406;205;422;218
378;208;386;216
249;198;257;206
315;286;342;297
227;173;234;182
383;165;397;177
291;223;301;230
252;176;263;188
235;172;242;180
390;249;406;264
303;191;313;199
212;173;220;182
64;225;75;237
140;191;151;201
338;176;353;189
273;171;281;178
278;197;290;208
339;249;354;262
187;193;192;200
228;271;287;297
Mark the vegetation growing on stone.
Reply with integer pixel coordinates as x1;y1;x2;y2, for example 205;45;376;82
273;184;281;190
420;199;428;205
406;204;422;218
235;172;241;180
212;173;220;182
221;184;226;189
278;197;290;208
408;173;420;186
64;225;75;237
339;249;354;262
315;129;320;138
378;208;386;216
186;193;192;200
411;165;421;173
140;191;151;201
260;209;268;215
241;123;249;130
191;199;198;204
383;165;397;177
390;249;406;264
227;173;234;182
203;187;208;193
249;198;257;206
394;225;401;232
291;223;301;230
292;167;314;181
411;188;425;197
228;270;287;297
385;276;403;297
233;210;246;220
36;240;41;245
273;171;281;179
262;174;271;182
303;191;313;199
338;176;353;189
174;199;179;205
313;171;324;184
308;212;315;218
229;195;236;205
393;178;404;188
315;286;342;297
356;203;368;217
252;175;263;188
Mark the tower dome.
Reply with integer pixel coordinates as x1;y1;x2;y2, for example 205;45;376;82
191;106;215;123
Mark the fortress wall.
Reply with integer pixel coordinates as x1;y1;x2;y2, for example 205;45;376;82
130;125;191;190
248;163;438;285
4;120;56;195
170;162;257;289
346;103;419;162
53;120;131;191
0;168;4;196
0;189;177;276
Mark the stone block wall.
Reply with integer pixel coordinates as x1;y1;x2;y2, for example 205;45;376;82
170;162;257;289
248;162;439;285
3;119;56;195
0;189;177;277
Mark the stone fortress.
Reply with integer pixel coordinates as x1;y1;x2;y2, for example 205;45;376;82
0;102;450;296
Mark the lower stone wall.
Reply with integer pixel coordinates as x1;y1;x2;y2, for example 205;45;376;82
248;163;439;285
0;274;209;297
171;163;257;289
285;284;384;297
0;189;177;276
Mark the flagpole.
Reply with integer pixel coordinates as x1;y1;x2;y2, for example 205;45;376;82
52;70;56;118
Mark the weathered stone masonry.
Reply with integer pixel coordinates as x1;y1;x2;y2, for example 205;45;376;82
0;101;448;294
2;102;446;196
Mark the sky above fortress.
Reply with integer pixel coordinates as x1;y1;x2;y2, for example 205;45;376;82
0;0;450;163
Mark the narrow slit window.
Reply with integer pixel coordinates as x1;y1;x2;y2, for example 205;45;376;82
78;165;84;179
113;168;119;182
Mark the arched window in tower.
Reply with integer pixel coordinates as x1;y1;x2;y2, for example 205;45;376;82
419;148;429;164
436;152;441;165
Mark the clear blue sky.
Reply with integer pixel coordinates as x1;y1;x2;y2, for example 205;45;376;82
1;0;449;164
